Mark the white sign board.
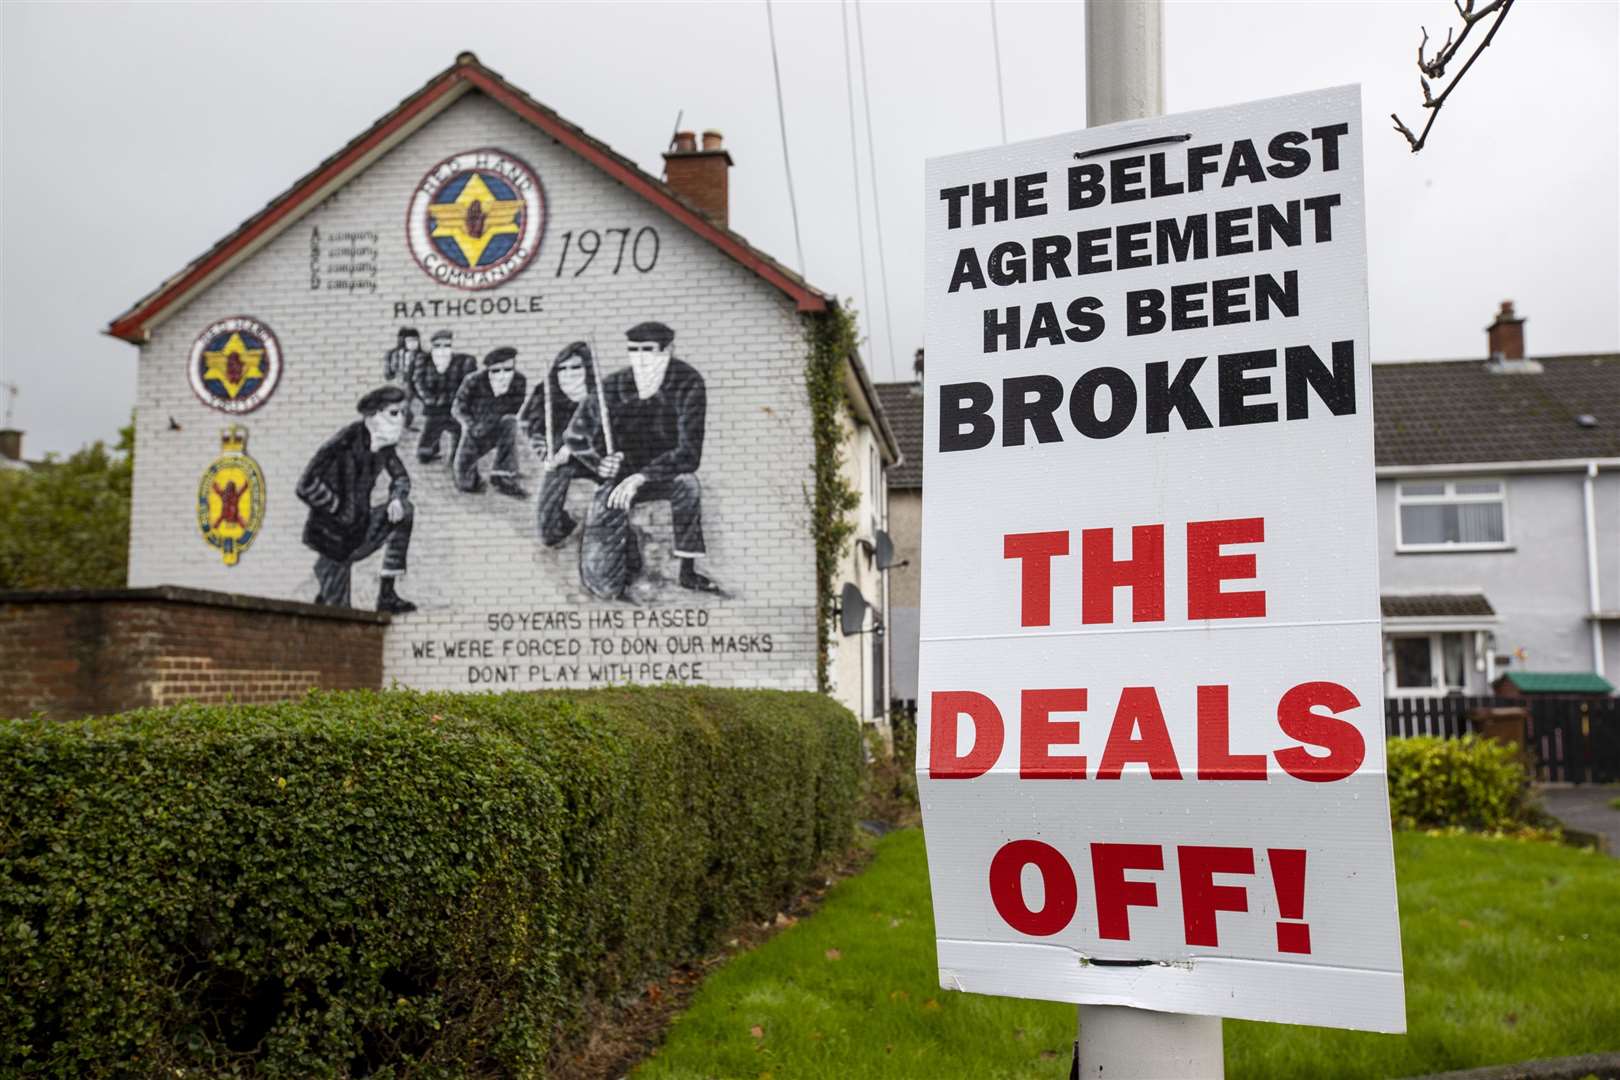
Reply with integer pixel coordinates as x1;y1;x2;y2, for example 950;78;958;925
918;86;1404;1033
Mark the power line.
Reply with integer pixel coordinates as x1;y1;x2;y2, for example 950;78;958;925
990;0;1008;144
840;0;874;357
853;0;897;381
764;0;806;277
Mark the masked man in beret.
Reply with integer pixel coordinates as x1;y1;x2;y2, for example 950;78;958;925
562;321;721;593
384;327;426;429
296;386;416;613
451;346;528;498
410;328;477;465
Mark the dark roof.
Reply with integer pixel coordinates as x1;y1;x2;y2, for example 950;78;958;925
1373;354;1620;467
1380;593;1495;619
1495;671;1615;695
876;382;924;488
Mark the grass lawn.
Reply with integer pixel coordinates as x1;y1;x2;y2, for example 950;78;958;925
634;828;1620;1080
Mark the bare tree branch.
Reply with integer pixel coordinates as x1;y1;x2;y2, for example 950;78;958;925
1391;0;1516;152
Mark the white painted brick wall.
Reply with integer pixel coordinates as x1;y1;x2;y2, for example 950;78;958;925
129;93;824;696
828;410;891;726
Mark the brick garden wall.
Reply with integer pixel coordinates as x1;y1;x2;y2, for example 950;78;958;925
0;587;385;720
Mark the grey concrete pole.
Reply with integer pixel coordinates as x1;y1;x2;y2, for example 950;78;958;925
1085;0;1165;127
1077;2;1225;1075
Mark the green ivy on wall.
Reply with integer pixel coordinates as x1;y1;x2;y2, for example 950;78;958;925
805;306;862;693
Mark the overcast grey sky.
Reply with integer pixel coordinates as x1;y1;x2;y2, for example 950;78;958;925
2;0;1616;458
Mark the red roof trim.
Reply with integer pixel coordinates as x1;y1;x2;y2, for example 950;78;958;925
106;57;827;343
461;69;826;314
106;67;467;343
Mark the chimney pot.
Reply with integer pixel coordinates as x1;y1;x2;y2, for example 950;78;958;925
663;127;733;227
0;429;21;463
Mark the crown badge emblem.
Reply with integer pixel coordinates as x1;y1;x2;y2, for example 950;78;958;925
197;426;267;566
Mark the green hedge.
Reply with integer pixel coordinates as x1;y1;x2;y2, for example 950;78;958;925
0;687;861;1078
1386;734;1538;832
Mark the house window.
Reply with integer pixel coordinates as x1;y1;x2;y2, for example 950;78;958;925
1396;479;1508;550
1388;632;1469;693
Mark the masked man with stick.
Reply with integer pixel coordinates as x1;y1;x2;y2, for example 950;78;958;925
523;340;598;546
563;321;720;595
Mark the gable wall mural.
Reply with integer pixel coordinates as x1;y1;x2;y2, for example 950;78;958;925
128;94;820;693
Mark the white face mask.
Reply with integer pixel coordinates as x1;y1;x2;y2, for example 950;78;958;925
628;344;671;398
556;362;587;402
369;404;405;447
431;345;452;371
488;368;515;397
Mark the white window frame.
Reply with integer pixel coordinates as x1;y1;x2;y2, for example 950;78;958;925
1395;478;1510;552
1384;631;1472;696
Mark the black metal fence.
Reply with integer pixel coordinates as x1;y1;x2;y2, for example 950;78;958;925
1385;694;1620;784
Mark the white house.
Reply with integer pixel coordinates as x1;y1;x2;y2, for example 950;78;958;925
103;53;899;723
879;304;1619;704
1373;303;1617;695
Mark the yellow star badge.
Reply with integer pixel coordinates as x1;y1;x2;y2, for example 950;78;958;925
428;172;523;267
201;332;267;400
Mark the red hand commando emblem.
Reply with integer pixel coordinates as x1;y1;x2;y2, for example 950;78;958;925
212;480;245;529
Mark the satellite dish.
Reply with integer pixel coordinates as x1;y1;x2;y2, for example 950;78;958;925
840;582;868;637
875;529;896;570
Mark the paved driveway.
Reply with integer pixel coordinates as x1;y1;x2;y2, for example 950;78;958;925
1538;785;1620;855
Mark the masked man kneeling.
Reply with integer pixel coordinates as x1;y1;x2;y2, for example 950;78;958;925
451;346;528;498
296;385;417;613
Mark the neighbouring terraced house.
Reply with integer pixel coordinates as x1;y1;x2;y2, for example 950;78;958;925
881;304;1619;704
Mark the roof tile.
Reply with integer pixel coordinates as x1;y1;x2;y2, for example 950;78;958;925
876;382;924;488
1372;355;1620;467
1497;671;1615;695
1380;593;1495;619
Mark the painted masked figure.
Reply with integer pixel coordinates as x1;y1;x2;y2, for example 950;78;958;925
451;346;527;498
384;327;426;429
522;340;599;546
564;321;720;594
296;386;416;613
410;328;477;464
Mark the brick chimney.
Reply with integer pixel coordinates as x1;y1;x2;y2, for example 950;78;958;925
1487;301;1525;360
1485;301;1540;373
663;129;733;227
0;429;21;464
